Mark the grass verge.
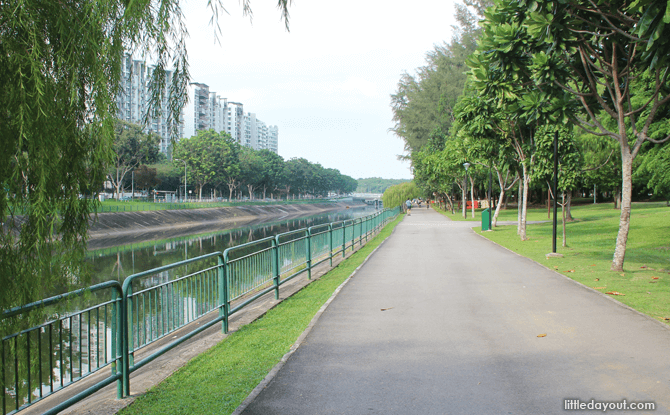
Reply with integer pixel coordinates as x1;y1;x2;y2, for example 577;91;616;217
119;214;404;415
470;202;670;324
96;198;338;213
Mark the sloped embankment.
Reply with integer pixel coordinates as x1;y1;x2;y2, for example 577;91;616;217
87;202;354;249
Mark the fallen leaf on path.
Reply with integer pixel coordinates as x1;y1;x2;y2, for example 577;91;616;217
652;277;659;280
593;287;606;289
380;307;394;311
537;333;547;338
664;318;670;321
606;291;625;296
590;264;596;267
641;265;647;269
565;269;575;273
595;278;600;281
553;266;559;269
620;273;625;277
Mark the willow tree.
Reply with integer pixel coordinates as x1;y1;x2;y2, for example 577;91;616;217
0;0;290;314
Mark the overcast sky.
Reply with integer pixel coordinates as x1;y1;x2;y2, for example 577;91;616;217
181;1;458;180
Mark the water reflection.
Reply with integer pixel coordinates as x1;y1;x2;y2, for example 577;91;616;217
86;207;373;284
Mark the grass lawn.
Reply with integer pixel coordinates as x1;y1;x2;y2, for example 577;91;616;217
119;215;404;415
96;198;338;213
457;202;670;324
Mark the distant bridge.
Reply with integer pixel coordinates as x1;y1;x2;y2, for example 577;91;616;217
350;193;383;206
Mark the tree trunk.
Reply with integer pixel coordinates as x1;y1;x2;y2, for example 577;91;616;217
519;164;530;241
547;188;551;219
493;188;505;227
611;152;633;271
469;177;475;219
517;180;522;235
562;192;567;247
566;192;574;221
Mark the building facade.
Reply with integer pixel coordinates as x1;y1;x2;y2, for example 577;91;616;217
116;54;182;157
117;54;278;155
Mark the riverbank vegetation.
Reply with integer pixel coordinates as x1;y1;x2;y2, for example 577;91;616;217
390;0;670;273
119;215;403;415
110;127;358;202
356;178;410;194
381;181;422;209
0;1;291;313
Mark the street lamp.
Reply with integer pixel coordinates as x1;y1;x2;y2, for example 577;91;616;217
175;158;187;202
463;162;470;219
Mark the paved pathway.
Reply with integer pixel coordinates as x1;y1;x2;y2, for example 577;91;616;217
239;207;670;414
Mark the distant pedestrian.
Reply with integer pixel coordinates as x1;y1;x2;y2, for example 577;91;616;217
405;198;412;215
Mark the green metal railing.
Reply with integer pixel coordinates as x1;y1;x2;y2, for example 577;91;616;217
1;207;400;415
1;282;123;415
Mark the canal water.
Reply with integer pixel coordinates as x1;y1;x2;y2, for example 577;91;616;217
2;206;379;414
86;205;375;285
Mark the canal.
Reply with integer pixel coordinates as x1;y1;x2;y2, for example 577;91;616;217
1;205;380;414
86;205;376;285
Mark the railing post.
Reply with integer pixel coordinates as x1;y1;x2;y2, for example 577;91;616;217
273;239;280;299
328;224;333;267
358;219;363;246
306;229;312;280
112;289;122;399
342;223;346;258
218;254;229;333
121;283;131;397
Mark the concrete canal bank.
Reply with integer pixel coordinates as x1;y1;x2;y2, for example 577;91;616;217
88;202;360;249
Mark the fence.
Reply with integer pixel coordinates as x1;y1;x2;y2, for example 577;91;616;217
1;207;400;415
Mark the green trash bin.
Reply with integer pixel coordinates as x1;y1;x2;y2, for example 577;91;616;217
482;208;491;231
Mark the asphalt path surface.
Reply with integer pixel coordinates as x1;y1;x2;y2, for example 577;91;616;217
239;207;670;414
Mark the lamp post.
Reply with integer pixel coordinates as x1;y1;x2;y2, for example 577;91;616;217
463;162;470;219
175;158;187;202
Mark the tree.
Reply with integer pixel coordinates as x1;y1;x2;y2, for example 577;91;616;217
519;0;670;270
382;182;421;209
256;150;285;200
216;136;241;201
390;1;490;155
634;143;670;205
134;165;161;195
356;178;410;193
0;0;291;315
533;126;581;247
108;121;160;199
239;147;264;199
173;130;219;201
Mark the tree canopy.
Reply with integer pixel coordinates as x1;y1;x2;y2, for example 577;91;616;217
0;0;290;314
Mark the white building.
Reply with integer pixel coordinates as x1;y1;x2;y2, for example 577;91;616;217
116;54;181;157
268;126;278;153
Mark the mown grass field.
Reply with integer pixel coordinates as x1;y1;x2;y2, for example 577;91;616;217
119;215;404;415
439;202;670;324
95;198;337;213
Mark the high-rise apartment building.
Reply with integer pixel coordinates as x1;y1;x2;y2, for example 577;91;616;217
268;125;279;153
116;54;182;157
117;54;278;155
